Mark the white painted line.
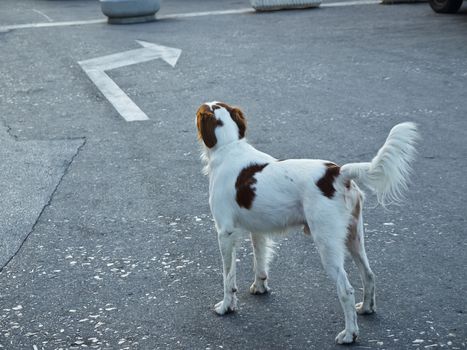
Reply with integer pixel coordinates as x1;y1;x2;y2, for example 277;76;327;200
32;9;53;22
159;1;381;18
81;47;165;71
79;41;182;122
322;0;380;7
136;40;181;67
86;69;149;122
0;19;106;32
0;9;255;32
159;8;255;19
0;1;380;32
154;1;382;17
80;43;180;71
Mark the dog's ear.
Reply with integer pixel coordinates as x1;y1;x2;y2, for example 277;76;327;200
230;107;247;139
196;105;219;148
216;103;247;139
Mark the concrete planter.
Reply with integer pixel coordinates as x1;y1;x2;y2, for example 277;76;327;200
100;0;161;24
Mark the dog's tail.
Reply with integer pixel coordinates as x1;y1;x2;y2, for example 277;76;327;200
340;122;419;207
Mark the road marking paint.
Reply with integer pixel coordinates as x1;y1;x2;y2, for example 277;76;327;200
0;19;106;32
0;1;381;32
32;9;53;22
85;69;149;122
160;8;255;19
322;0;380;7
79;41;182;122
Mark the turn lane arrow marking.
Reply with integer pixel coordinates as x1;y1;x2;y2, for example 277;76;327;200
79;41;182;122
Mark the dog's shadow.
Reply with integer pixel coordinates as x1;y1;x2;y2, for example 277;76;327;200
211;290;382;349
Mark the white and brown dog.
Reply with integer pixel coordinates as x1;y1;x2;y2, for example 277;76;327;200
196;102;418;344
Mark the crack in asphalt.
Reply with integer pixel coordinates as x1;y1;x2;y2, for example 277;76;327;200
5;124;19;141
1;118;19;141
0;137;87;272
2;118;87;142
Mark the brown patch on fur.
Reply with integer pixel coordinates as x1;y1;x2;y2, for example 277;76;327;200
346;196;362;249
352;196;361;221
196;104;223;148
215;102;247;139
344;179;351;190
347;197;361;241
316;162;341;198
303;223;311;235
235;163;268;209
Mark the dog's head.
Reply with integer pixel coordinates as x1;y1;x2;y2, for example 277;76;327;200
196;102;247;149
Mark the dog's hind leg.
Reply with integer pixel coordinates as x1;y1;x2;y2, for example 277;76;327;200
214;228;240;315
250;233;274;295
309;215;359;344
347;206;376;315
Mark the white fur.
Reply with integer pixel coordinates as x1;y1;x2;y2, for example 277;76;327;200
197;102;418;344
340;122;419;207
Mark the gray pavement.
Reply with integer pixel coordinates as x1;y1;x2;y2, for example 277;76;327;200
0;125;84;268
0;0;466;349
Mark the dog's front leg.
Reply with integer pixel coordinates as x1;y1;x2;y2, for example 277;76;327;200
214;229;239;315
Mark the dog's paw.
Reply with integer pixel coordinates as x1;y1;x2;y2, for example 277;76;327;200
356;301;376;315
335;329;358;344
249;281;270;295
214;299;237;315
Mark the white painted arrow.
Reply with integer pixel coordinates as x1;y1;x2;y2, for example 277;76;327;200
79;41;182;122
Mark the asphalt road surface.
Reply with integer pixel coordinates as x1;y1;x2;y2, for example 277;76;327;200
0;0;466;349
